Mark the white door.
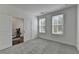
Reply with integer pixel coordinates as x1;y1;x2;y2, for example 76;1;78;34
0;15;12;50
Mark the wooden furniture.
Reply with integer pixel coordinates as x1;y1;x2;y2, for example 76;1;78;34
12;36;24;45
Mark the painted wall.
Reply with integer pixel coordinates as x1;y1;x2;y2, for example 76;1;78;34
0;15;12;50
24;15;38;41
32;16;38;39
77;5;79;50
24;15;32;41
38;6;77;46
0;5;37;50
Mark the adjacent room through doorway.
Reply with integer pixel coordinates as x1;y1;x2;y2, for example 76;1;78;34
12;16;24;45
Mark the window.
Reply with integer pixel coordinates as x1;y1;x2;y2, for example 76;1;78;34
52;14;64;34
39;18;46;33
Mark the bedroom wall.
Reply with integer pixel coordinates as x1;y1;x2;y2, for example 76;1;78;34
24;15;38;41
77;5;79;50
0;5;37;50
38;5;77;46
32;16;38;39
0;15;12;50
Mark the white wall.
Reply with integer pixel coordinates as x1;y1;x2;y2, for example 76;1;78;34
0;5;37;50
38;5;77;46
24;15;37;41
24;15;32;41
0;15;12;50
77;5;79;50
32;16;38;39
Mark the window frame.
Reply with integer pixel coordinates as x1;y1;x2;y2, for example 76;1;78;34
38;17;46;33
52;14;64;35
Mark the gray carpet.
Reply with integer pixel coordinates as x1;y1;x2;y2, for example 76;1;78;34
0;39;78;54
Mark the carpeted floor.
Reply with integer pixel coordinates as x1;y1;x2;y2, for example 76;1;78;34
0;39;78;54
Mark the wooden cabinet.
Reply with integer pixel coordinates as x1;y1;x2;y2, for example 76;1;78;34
12;37;24;45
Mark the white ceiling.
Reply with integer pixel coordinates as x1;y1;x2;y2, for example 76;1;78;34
11;4;75;16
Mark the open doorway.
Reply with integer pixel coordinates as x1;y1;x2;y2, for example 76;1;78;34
12;16;24;45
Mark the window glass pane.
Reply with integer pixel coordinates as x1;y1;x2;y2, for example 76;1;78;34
52;16;58;25
58;14;63;24
52;25;58;33
41;26;45;33
58;25;63;33
39;18;45;33
52;25;54;33
52;14;64;34
41;18;45;26
54;25;58;33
